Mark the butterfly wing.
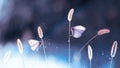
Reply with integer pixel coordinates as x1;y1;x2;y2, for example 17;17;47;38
71;25;86;38
28;39;40;51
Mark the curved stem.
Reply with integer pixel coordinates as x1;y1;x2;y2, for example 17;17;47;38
41;38;48;68
78;34;98;54
68;21;71;68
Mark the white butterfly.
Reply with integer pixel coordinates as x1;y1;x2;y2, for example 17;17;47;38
71;25;86;38
28;39;42;51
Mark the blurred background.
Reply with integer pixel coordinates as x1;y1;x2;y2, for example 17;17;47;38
0;0;120;68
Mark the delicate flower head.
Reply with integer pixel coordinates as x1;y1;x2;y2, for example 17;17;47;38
88;45;93;60
67;8;74;22
97;29;110;35
38;26;43;39
111;41;118;58
17;38;23;55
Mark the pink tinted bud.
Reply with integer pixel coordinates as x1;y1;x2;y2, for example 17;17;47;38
97;29;110;35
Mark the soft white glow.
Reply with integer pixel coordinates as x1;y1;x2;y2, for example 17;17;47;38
0;43;110;68
0;55;68;68
0;43;68;68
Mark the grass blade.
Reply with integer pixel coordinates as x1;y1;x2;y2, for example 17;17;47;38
67;8;74;68
37;26;48;68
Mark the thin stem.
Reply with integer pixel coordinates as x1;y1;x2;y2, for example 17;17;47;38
68;21;71;68
90;60;92;68
41;38;48;68
21;55;25;68
78;34;98;54
110;58;113;68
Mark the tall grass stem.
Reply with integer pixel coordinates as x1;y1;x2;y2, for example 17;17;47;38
41;38;48;68
68;21;71;68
